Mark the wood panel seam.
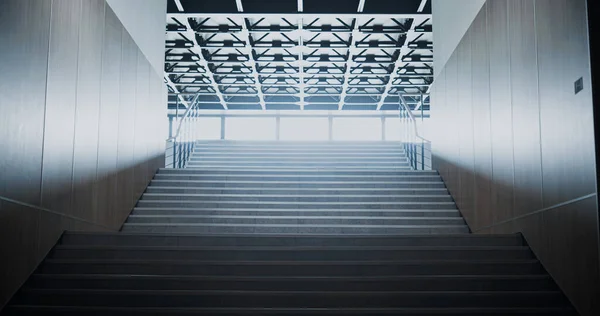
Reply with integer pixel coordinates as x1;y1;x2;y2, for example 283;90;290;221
473;192;597;232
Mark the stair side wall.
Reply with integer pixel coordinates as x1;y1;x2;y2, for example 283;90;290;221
431;1;600;315
0;0;167;309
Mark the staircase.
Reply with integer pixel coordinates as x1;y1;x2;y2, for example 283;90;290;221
2;141;577;315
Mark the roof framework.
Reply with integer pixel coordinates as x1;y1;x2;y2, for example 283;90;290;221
165;0;432;111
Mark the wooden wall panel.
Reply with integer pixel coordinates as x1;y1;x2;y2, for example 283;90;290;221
487;0;514;224
96;5;122;228
134;53;151;198
537;0;596;207
470;4;493;229
71;0;105;221
456;25;475;223
117;31;138;216
443;53;459;197
432;0;599;314
0;0;50;205
0;0;167;308
41;0;82;214
508;0;543;216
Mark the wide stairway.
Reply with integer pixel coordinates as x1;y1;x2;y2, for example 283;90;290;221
2;141;577;315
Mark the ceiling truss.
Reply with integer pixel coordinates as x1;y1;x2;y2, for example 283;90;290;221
164;0;433;111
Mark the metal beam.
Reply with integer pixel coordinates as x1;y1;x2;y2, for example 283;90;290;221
167;13;431;19
174;0;184;12
176;18;228;109
417;0;428;12
165;76;190;109
241;21;266;110
357;0;366;12
339;20;358;110
235;0;244;12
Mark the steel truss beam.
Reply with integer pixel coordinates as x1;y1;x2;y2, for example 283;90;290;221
165;0;433;111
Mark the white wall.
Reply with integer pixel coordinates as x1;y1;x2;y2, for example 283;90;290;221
432;0;486;78
106;0;167;76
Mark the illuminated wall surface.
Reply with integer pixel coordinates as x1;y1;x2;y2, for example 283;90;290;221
431;1;599;315
0;0;167;307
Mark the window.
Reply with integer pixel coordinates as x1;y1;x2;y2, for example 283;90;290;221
195;117;222;140
225;117;276;140
385;118;402;141
333;118;381;141
280;117;329;141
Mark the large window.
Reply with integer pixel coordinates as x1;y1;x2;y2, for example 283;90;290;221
333;118;381;141
385;118;402;141
280;117;329;141
226;117;276;140
195;117;222;140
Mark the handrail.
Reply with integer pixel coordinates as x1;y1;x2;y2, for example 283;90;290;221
398;93;430;144
165;94;201;168
167;93;200;142
398;93;431;170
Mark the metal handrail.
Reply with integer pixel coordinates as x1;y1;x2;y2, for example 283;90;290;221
399;93;430;144
398;93;431;170
167;94;201;142
165;94;201;168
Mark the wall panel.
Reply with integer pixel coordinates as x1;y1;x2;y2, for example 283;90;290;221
117;31;138;217
134;53;151;198
72;0;105;221
41;0;82;214
456;26;475;223
0;0;50;205
96;5;123;227
537;0;596;207
487;0;514;224
470;4;493;229
432;0;600;314
508;0;543;216
443;53;459;197
0;0;167;308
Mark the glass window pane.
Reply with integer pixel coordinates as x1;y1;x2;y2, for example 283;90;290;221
195;117;222;140
226;117;276;140
333;118;381;141
385;118;401;141
280;117;329;141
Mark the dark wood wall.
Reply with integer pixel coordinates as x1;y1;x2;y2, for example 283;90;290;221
431;1;600;315
0;0;166;307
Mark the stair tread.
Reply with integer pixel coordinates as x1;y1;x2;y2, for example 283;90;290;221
54;245;527;250
30;274;552;280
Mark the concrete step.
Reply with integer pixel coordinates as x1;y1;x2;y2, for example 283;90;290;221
139;193;454;203
50;246;533;261
185;165;415;170
190;152;408;158
3;306;578;316
13;289;568;308
125;215;465;226
26;274;557;291
60;232;525;247
158;168;435;176
190;148;407;153
144;187;449;195
192;143;406;150
135;200;457;210
131;208;462;217
188;157;409;162
120;224;469;234
149;180;448;189
153;174;442;182
38;259;547;276
186;161;410;170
